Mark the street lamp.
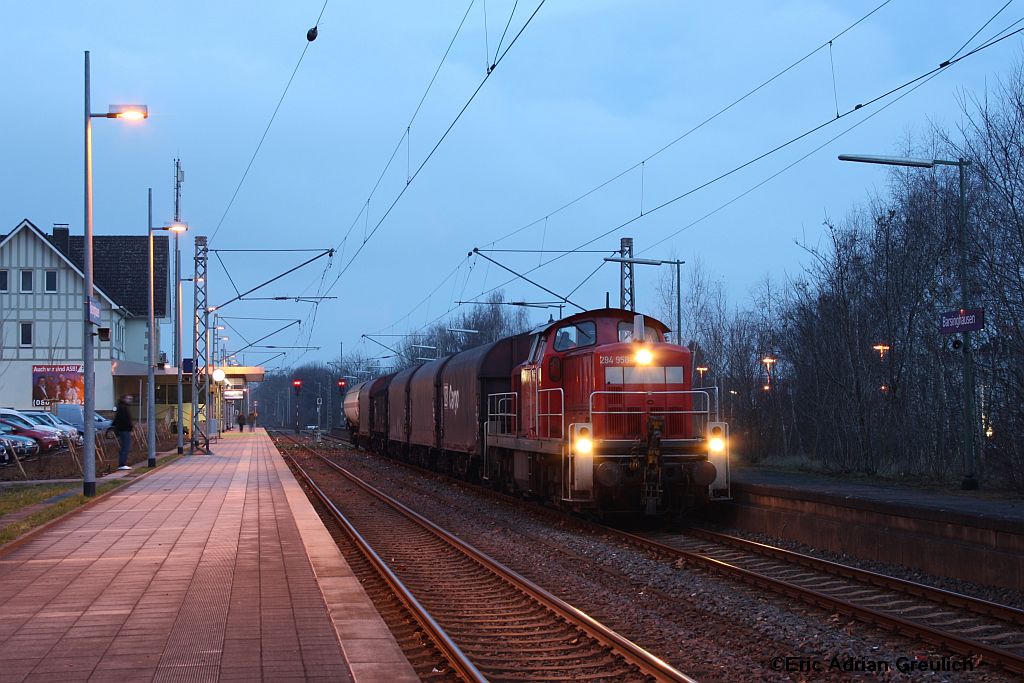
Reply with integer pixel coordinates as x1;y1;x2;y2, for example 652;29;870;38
762;356;776;391
840;153;978;489
872;343;891;360
147;195;185;468
696;366;708;386
82;51;148;497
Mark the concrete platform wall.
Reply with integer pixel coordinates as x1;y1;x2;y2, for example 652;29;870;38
719;483;1024;592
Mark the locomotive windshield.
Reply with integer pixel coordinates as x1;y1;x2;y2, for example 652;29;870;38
617;321;661;343
553;321;596;350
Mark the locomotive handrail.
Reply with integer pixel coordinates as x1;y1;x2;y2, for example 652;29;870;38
486;392;518;435
538;387;564;440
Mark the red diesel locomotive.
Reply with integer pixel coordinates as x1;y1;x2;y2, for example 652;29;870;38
344;308;730;513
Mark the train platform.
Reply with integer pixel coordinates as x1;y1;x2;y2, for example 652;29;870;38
731;465;1024;524
724;465;1024;591
0;429;417;683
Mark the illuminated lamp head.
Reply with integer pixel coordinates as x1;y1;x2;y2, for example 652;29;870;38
708;424;726;453
635;347;653;365
575;426;593;455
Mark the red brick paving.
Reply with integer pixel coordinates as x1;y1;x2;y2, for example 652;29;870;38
0;429;410;682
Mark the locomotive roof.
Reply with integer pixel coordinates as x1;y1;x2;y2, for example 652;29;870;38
530;308;670;336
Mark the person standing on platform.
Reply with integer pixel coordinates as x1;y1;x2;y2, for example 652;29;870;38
247;411;257;432
237;412;246;432
113;395;134;471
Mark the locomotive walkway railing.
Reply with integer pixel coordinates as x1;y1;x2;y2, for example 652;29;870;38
589;390;715;443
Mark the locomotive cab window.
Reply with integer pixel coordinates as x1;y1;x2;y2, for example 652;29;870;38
553;321;596;351
617;321;661;343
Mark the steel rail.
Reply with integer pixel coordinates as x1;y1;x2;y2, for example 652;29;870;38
610;529;1024;675
279;431;695;683
680;526;1024;626
317;430;1024;673
280;439;485;682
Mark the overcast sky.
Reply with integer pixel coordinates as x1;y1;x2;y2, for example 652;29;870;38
3;1;1021;372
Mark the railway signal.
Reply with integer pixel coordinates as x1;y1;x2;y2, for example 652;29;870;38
292;379;302;393
292;379;302;433
337;378;347;392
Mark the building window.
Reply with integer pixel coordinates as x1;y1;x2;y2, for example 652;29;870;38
45;270;57;292
19;322;32;347
0;269;7;292
20;270;33;292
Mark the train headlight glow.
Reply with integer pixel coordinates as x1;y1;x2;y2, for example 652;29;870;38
708;424;726;453
575;425;593;455
635;348;653;365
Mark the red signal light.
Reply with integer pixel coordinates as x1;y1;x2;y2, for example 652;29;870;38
337;379;347;390
292;379;302;389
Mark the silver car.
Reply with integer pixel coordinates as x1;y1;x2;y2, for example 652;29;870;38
22;411;84;446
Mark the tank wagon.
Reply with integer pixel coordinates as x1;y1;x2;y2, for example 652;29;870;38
346;308;730;513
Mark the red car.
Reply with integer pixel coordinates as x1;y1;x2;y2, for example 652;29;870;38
0;417;62;452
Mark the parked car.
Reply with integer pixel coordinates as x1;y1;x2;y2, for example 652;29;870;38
0;417;61;452
0;424;41;461
55;404;114;436
21;411;84;446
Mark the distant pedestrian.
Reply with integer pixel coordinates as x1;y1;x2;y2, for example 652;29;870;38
113;395;134;471
247;412;257;432
237;412;246;432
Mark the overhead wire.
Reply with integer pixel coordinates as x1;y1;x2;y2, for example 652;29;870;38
481;0;897;248
325;0;548;290
338;4;1016;355
333;0;477;263
340;2;895;344
210;0;331;243
441;17;1024;318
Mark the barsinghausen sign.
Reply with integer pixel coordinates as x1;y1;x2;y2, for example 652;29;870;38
940;308;985;334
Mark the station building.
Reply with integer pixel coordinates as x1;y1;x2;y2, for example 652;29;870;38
0;219;169;414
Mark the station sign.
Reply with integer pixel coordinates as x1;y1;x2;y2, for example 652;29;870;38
85;296;101;326
224;389;244;400
940;308;984;334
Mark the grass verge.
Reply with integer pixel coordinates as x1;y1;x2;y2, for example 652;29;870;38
0;452;184;546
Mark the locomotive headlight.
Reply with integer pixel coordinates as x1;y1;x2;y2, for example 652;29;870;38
635;347;653;365
708;424;726;453
575;426;593;455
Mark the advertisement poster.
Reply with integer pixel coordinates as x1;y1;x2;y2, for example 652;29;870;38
31;364;84;407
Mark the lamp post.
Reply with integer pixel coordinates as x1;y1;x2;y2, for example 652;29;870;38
147;206;186;468
840;153;977;489
170;222;188;455
83;51;147;496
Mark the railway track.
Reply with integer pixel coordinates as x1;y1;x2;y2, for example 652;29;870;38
273;430;695;682
315;429;1024;675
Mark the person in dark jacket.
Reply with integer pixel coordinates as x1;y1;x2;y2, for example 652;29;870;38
236;412;246;432
247;411;257;432
113;395;133;470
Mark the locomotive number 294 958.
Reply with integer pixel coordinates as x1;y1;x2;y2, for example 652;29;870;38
599;355;631;365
